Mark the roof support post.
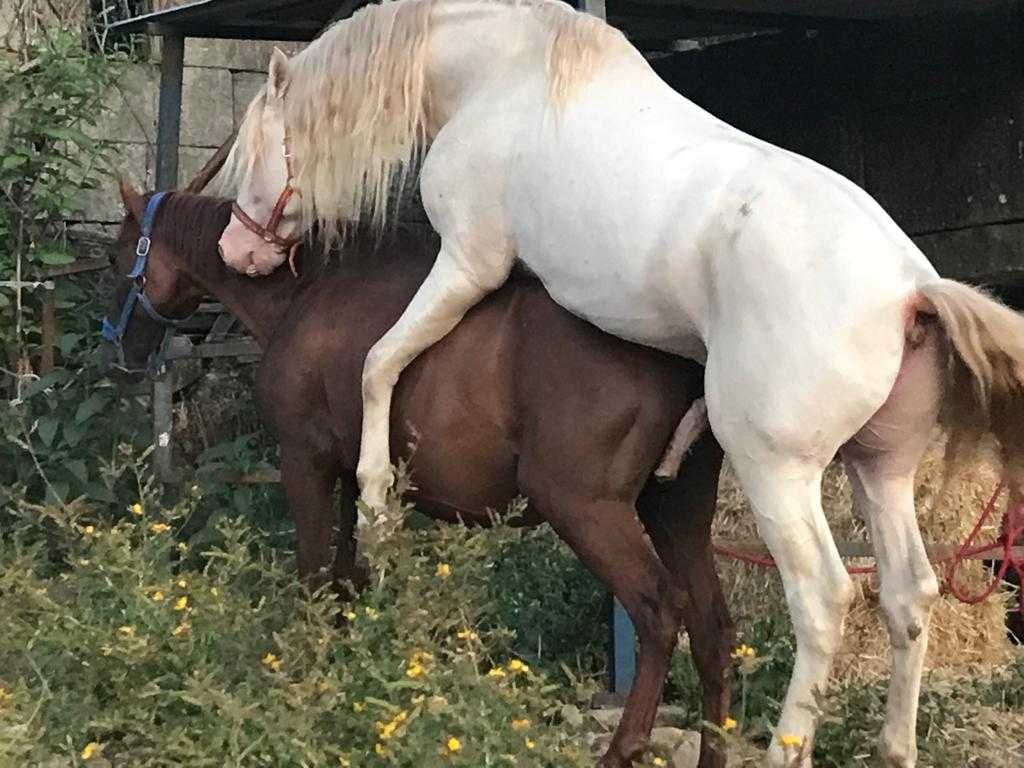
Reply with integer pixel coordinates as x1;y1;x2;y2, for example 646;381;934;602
155;32;184;190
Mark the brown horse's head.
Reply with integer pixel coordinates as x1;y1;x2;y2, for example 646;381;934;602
103;181;206;384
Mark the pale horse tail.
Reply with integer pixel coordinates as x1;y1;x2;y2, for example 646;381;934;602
919;279;1024;489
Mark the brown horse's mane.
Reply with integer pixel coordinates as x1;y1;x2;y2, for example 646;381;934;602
147;192;233;266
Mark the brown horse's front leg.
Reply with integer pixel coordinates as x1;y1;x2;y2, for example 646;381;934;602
534;492;686;767
280;450;341;592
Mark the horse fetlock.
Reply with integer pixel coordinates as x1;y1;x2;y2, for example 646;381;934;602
766;739;813;768
356;462;394;513
879;728;917;768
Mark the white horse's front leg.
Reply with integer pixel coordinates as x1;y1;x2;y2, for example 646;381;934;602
731;457;855;768
357;245;512;512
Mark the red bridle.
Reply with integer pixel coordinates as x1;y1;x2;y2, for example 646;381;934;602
231;136;302;276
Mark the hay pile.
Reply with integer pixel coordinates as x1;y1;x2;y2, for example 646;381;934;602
712;436;1015;681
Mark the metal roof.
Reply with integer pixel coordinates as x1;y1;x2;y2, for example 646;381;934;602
108;0;1013;47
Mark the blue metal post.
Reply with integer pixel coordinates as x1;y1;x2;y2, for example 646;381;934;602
609;597;636;693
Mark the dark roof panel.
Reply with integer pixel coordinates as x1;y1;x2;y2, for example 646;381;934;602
108;0;1014;44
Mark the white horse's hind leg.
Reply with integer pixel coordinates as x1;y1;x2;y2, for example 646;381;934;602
729;456;854;768
357;244;512;511
841;323;944;768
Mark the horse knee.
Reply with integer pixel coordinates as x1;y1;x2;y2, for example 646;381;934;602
362;345;400;399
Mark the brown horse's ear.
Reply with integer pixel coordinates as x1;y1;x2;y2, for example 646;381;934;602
267;47;291;101
118;177;145;222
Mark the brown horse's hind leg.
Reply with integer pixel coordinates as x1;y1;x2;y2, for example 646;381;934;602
533;492;687;767
639;433;732;768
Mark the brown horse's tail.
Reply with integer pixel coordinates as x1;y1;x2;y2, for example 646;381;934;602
920;279;1024;490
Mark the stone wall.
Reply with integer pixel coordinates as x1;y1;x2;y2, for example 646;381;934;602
80;37;306;228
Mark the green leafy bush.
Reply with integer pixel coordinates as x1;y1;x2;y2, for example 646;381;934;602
0;494;603;767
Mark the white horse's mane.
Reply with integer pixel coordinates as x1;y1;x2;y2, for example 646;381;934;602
223;0;621;244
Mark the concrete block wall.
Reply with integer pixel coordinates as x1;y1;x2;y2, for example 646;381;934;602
81;38;305;229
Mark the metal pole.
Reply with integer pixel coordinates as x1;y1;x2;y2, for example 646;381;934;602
608;598;637;694
581;0;606;20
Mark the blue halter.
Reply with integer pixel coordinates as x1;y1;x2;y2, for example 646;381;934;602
101;192;192;374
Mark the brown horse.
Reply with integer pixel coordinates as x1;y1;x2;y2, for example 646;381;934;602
107;183;735;768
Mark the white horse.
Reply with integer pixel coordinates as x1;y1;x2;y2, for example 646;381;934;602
216;1;1024;765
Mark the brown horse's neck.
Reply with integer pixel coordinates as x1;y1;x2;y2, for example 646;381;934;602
150;193;312;347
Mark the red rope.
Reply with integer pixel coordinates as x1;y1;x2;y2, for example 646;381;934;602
713;481;1024;608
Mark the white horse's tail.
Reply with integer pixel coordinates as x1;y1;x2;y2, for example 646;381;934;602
921;279;1024;487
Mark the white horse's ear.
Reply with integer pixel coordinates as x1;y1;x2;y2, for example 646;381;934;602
267;47;291;101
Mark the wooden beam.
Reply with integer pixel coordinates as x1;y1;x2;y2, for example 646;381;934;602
152;369;175;481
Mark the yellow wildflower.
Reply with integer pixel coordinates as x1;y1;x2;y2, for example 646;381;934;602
511;718;531;731
722;716;737;732
352;701;365;713
343;610;356;621
778;734;804;749
338;757;350;767
151;590;164;601
116;625;135;637
365;607;379;620
525;738;536;750
730;644;756;660
80;742;101;760
486;667;506;679
436;563;452;579
148;522;170;534
411;694;425;704
174;596;188;611
82;525;95;536
410;650;434;665
507;659;529;674
261;652;282;672
445;736;462;753
406;662;425;679
177;542;188;553
653;758;666;767
130;503;143;516
374;742;386;756
176;579;187;589
210;587;219;597
78;559;90;566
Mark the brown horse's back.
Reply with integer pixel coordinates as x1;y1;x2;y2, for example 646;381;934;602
257;232;702;523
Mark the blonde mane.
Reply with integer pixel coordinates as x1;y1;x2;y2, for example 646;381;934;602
224;0;621;244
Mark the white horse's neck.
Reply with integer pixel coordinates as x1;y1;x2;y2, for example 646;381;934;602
423;1;628;128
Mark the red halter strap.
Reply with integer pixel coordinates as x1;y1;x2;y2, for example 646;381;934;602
231;134;302;275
